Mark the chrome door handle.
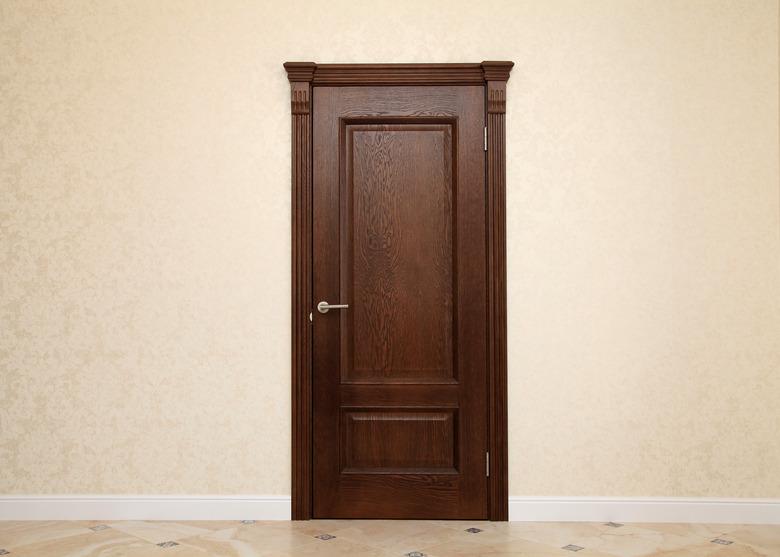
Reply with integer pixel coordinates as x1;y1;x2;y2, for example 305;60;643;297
317;301;349;314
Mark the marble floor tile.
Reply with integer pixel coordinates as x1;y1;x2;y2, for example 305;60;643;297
328;519;450;545
0;520;777;556
170;520;248;531
172;532;267;556
507;521;706;557
419;537;616;556
427;520;504;533
192;522;322;555
107;520;213;544
501;522;627;547
457;523;531;546
640;540;773;556
281;519;357;537
725;525;780;555
631;523;743;540
580;529;701;557
360;522;465;555
4;528;160;557
0;522;29;533
273;537;390;557
0;520;93;549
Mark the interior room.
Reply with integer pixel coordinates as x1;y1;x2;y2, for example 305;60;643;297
1;0;778;555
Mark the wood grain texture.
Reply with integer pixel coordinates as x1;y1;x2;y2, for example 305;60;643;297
481;61;514;82
284;61;513;86
346;124;454;383
286;79;313;520
286;62;513;521
314;63;482;85
486;76;511;521
338;473;460;519
313;85;486;519
342;409;456;471
340;384;458;406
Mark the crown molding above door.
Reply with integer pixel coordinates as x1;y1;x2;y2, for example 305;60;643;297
283;61;513;85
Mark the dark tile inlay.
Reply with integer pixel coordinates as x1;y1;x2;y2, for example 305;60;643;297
240;520;256;525
157;541;180;548
89;524;110;531
711;539;734;545
562;545;584;552
405;552;426;557
604;522;623;528
315;534;336;540
465;527;483;533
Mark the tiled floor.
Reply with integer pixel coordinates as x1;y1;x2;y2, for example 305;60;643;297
0;520;777;556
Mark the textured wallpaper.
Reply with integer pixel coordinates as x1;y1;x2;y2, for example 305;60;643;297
1;0;778;497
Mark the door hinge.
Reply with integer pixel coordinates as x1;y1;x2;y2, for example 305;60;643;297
486;451;490;477
484;126;488;151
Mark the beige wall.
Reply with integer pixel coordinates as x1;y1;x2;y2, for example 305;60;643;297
1;0;778;498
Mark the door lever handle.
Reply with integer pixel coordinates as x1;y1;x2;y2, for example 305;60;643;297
317;301;349;314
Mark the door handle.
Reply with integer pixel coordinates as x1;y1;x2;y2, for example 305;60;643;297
317;301;349;314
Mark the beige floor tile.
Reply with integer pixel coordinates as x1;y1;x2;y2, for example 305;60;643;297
107;520;212;544
284;519;358;537
460;523;531;545
174;520;248;531
0;520;93;549
0;522;31;533
74;519;242;534
273;537;390;557
4;528;161;557
365;523;465;555
421;537;617;556
419;538;526;556
641;540;773;556
503;522;700;557
501;522;619;547
327;519;446;547
585;531;697;557
73;521;115;530
192;523;319;555
427;520;503;532
1;520;776;556
725;525;780;555
173;533;265;556
632;523;742;540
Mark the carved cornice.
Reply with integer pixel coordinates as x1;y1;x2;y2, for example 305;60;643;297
311;63;483;85
487;81;506;114
290;82;310;115
283;62;316;83
481;61;514;82
284;62;513;86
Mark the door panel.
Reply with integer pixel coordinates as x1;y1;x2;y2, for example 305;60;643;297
345;123;455;384
313;85;486;519
341;408;457;472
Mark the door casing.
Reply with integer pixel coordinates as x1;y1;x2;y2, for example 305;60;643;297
284;61;513;521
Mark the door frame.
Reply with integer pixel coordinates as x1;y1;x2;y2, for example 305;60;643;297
283;62;513;521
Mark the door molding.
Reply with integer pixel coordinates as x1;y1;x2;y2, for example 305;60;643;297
284;62;513;520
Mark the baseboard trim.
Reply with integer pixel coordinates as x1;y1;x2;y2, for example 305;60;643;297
0;496;291;521
509;496;780;524
1;496;777;523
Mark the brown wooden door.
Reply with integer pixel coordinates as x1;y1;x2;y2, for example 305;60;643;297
312;85;487;519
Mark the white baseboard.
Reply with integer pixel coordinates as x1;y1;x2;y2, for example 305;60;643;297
509;496;780;524
0;496;291;521
1;495;777;523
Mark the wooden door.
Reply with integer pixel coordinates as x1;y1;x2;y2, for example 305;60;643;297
312;85;488;519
